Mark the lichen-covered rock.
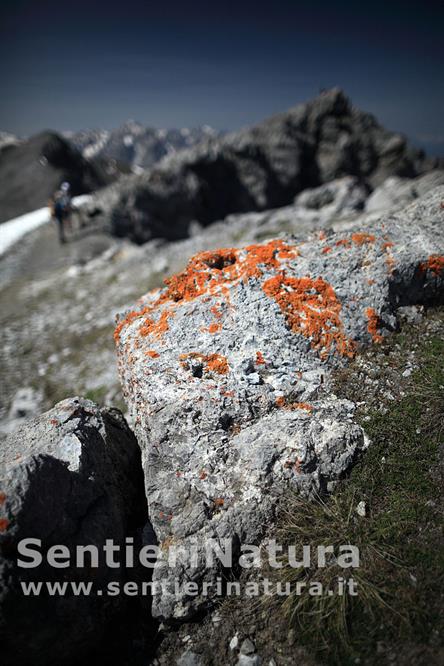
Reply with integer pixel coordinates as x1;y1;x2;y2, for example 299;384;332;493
0;397;148;666
115;188;444;621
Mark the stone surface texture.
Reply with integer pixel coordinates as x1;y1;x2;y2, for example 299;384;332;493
115;188;444;620
0;397;148;666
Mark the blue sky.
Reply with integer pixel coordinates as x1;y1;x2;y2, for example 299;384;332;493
0;0;443;154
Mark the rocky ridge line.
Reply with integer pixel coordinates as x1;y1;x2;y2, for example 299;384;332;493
80;88;443;243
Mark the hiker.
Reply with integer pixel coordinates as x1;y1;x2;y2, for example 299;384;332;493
50;182;72;244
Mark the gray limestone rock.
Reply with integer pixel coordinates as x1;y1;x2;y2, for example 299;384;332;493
176;650;203;665
365;171;444;213
115;189;444;621
294;176;369;214
0;397;149;666
240;638;256;655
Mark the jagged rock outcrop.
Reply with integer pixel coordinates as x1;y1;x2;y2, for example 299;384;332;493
0;397;149;666
115;187;444;621
365;170;444;212
85;88;442;243
0;132;123;223
293;175;369;213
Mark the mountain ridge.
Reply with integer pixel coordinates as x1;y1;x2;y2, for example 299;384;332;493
65;122;220;172
80;88;444;243
0;131;126;223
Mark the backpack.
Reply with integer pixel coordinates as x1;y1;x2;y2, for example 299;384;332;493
54;193;69;216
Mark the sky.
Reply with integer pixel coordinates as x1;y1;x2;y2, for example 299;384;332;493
0;0;443;154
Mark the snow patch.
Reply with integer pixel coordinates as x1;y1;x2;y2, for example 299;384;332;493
0;195;91;256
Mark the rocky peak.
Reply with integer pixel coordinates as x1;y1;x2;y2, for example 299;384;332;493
86;89;442;244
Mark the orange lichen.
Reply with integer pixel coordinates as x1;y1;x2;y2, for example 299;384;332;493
210;305;223;319
241;241;293;278
318;230;327;241
419;255;444;276
351;233;376;245
366;307;383;343
145;350;160;358
367;279;375;286
114;240;299;344
162;248;238;303
214;498;225;507
206;354;229;375
139;310;173;338
385;254;396;274
168;241;294;302
49;419;59;426
201;322;222;334
321;246;332;254
0;517;9;533
256;351;266;365
284;457;303;473
293;402;313;411
114;305;153;342
381;241;396;274
263;276;355;358
264;240;299;262
180;352;229;375
0;492;6;506
199;470;207;480
275;397;313;412
335;238;351;248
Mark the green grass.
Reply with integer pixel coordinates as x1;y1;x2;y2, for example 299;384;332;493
275;328;444;664
84;386;108;404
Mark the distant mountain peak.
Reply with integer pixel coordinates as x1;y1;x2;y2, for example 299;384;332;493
87;88;443;244
67;123;221;172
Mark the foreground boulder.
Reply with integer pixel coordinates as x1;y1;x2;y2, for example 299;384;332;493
0;397;148;666
85;88;442;243
115;187;444;621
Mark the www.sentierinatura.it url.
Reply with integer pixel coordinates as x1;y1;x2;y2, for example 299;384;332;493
20;576;358;598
